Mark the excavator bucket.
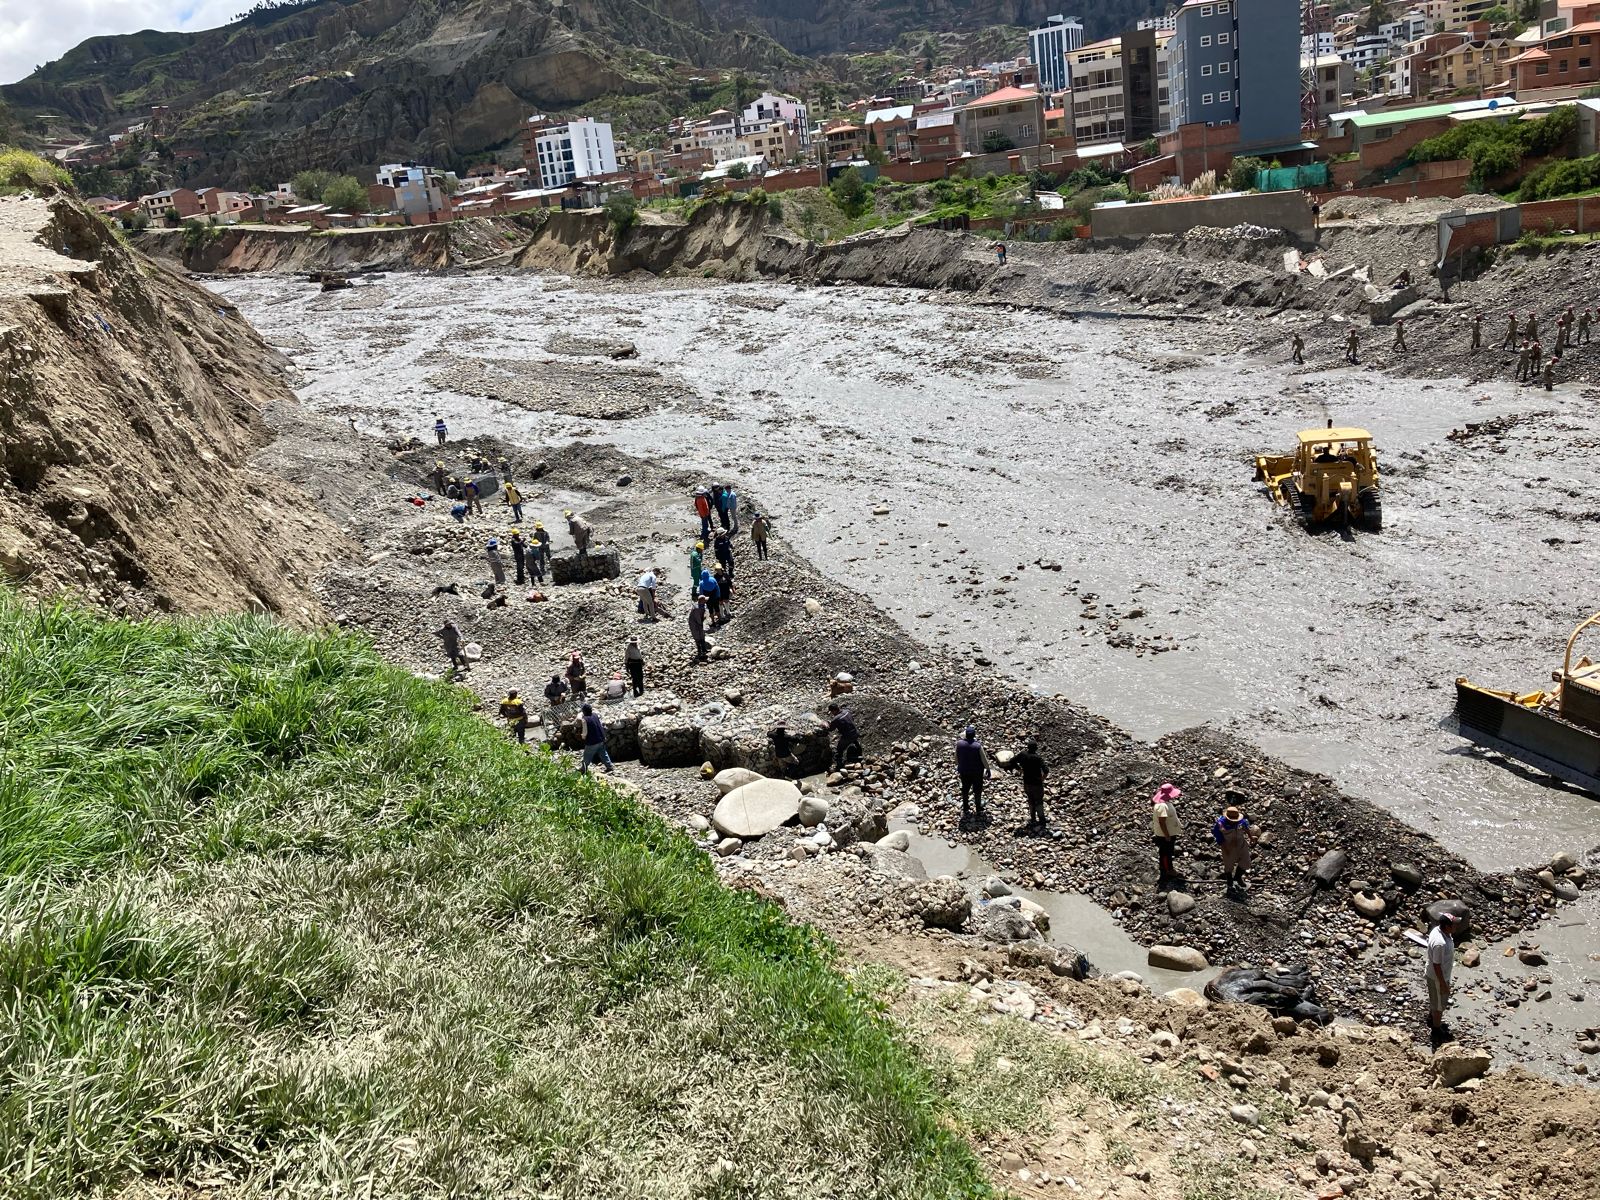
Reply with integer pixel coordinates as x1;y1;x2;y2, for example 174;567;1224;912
1453;679;1600;795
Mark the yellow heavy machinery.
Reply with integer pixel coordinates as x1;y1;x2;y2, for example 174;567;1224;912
1454;612;1600;795
1254;421;1382;531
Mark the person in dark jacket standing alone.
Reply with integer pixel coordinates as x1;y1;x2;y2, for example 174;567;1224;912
435;620;468;672
826;703;861;772
624;636;645;697
954;725;990;823
688;599;709;662
1005;740;1051;834
579;704;615;774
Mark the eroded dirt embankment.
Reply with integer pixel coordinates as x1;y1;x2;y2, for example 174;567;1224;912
0;194;349;618
137;217;526;275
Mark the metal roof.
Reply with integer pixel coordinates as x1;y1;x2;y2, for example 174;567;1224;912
1339;100;1498;128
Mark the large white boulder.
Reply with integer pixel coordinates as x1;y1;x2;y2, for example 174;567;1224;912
711;778;803;839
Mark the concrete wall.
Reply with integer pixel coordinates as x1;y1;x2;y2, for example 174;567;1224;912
1091;190;1314;239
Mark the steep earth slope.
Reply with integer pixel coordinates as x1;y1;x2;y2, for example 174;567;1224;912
0;192;349;618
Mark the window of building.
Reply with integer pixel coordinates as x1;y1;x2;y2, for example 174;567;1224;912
1582;56;1593;68
1202;63;1213;75
1219;89;1232;101
1019;124;1034;138
1536;61;1550;74
1220;61;1231;73
1218;31;1230;44
1202;92;1215;104
1217;2;1231;11
1200;4;1213;13
1559;59;1569;70
1200;34;1212;46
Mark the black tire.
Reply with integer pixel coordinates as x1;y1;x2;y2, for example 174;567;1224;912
1359;487;1382;532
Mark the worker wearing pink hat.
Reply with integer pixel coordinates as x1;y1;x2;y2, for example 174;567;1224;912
1151;783;1182;884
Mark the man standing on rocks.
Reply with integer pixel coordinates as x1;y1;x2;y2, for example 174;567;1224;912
1212;805;1255;898
530;522;550;584
826;702;861;772
955;725;991;824
433;416;447;446
463;477;482;517
1579;307;1593;345
498;690;529;743
694;489;712;540
769;721;801;777
578;703;615;775
565;509;591;560
1469;312;1482;353
750;512;770;561
1501;311;1518;349
1543;355;1558;391
1427;911;1456;1039
1291;332;1304;365
725;485;740;534
689;599;709;662
1151;782;1182;884
504;480;524;523
1007;739;1051;834
637;567;659;622
1344;327;1359;365
435;619;468;673
433;460;447;494
713;530;735;581
485;537;506;587
625;636;645;696
1392;319;1408;353
1515;340;1533;383
689;541;704;583
510;528;527;586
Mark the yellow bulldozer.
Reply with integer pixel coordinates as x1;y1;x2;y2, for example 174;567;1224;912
1254;421;1381;531
1454;611;1600;795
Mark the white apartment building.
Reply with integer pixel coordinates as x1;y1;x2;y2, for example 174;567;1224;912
1420;0;1498;30
741;92;811;149
1302;31;1337;56
1067;33;1172;147
375;163;448;217
527;117;618;189
1380;12;1429;44
1137;14;1178;31
1030;13;1087;93
1341;33;1395;70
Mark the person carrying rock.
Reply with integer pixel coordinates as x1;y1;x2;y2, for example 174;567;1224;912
463;478;483;517
509;529;527;586
578;703;615;775
954;725;991;823
637;568;659;622
750;512;770;561
1426;910;1456;1037
504;481;524;523
688;599;709;662
1392;319;1408;353
625;636;645;696
1151;782;1182;884
484;537;506;587
1344;327;1359;365
1212;805;1255;898
530;522;550;583
826;702;861;772
433;416;447;446
694;488;713;540
432;460;447;494
565;650;588;697
565;509;592;560
498;690;529;743
1291;332;1304;365
1469;312;1482;353
698;567;723;625
1007;740;1050;834
435;619;468;672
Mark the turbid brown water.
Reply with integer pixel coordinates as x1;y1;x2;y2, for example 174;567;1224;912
219;271;1598;878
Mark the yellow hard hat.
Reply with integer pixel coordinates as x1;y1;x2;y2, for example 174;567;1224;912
695;541;704;549
534;521;544;528
510;527;521;534
563;509;573;517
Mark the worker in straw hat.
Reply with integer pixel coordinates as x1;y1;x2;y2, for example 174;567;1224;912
1212;804;1256;898
1151;782;1183;885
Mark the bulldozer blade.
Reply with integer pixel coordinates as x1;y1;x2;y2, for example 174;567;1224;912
1452;681;1600;796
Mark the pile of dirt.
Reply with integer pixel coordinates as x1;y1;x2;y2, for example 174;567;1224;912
0;194;349;618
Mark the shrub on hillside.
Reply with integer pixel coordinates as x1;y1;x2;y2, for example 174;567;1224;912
321;175;368;213
0;146;72;194
1517;153;1600;201
604;191;638;234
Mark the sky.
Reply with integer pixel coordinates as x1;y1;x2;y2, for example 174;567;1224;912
1;0;242;87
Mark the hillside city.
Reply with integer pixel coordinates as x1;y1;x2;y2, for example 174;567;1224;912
47;0;1600;234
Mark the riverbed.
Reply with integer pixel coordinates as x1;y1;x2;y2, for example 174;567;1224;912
219;270;1598;878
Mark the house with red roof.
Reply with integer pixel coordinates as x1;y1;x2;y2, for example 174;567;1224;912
958;85;1046;154
1498;21;1600;93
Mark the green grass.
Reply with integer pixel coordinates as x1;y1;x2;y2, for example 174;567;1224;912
0;146;72;194
0;592;988;1198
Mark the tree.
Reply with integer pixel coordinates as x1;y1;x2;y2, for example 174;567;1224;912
604;191;638;234
1364;0;1392;33
813;82;837;116
1227;155;1268;191
1482;4;1512;23
322;175;368;212
291;168;336;201
919;36;939;69
980;130;1015;153
732;71;754;112
830;166;868;217
863;141;887;166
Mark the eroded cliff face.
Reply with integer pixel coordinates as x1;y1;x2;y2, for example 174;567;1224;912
0;195;350;620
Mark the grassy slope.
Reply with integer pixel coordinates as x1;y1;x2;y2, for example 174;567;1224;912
0;592;987;1199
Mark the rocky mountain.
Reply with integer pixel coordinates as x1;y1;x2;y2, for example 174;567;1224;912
3;0;1158;187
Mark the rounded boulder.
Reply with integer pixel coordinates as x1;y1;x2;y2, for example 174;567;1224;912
711;778;803;840
713;767;764;796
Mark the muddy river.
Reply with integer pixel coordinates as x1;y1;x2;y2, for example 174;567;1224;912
217;272;1599;878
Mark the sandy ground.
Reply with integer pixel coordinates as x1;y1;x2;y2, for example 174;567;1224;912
212;269;1599;1080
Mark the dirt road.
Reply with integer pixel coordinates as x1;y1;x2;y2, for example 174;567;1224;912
217;271;1598;876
